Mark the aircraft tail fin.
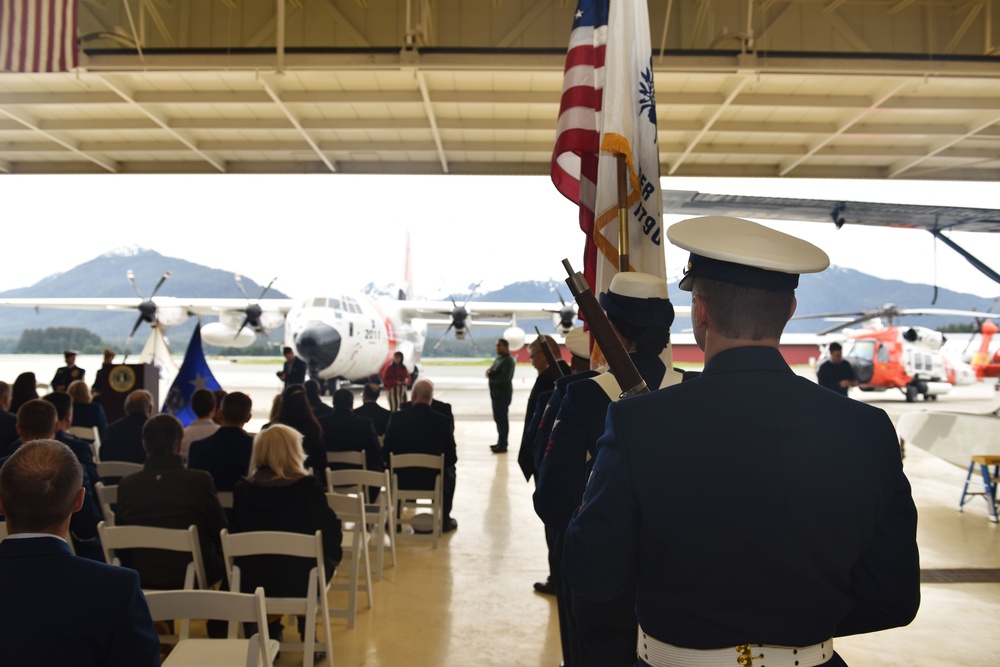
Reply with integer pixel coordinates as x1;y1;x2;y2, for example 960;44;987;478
400;230;413;300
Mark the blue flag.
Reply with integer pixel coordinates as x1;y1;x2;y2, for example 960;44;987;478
161;325;221;426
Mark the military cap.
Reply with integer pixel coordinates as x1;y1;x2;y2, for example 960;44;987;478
598;272;675;329
669;216;829;292
564;327;591;360
62;349;79;358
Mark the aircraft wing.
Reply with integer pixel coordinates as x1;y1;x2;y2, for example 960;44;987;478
0;297;295;315
662;190;1000;233
399;300;574;321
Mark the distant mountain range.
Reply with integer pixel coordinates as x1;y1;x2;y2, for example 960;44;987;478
0;248;996;349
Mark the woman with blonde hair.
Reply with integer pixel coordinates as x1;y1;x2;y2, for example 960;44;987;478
231;424;342;641
67;379;108;440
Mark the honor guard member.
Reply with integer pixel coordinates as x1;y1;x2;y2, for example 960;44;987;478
51;350;85;393
535;271;688;667
564;217;920;667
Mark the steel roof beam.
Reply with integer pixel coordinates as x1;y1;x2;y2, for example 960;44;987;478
0;108;117;173
257;74;337;173
95;74;226;172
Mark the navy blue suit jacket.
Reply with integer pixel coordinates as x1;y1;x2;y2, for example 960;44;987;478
188;426;254;492
101;413;147;464
0;536;160;666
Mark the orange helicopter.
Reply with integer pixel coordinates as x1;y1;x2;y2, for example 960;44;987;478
797;305;1000;402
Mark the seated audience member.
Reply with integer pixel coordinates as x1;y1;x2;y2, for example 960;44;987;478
9;372;38;415
0;440;160;666
319;388;383;475
181;388;220;462
383;379;458;533
115;414;228;590
67;379;108;441
304;380;333;418
354;382;391;438
271;384;325;477
101;389;154;464
231;424;342;640
6;398;103;558
188;392;254;492
0;381;16;451
400;392;455;434
212;389;228;424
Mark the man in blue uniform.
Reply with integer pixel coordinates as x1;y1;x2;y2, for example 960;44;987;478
564;216;919;667
535;271;686;667
51;349;85;392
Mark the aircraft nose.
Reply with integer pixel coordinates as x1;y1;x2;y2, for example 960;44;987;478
848;357;873;384
295;322;342;369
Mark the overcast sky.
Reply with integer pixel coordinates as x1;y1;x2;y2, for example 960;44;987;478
1;174;999;299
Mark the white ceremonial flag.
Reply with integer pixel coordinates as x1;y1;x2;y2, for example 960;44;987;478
592;0;665;296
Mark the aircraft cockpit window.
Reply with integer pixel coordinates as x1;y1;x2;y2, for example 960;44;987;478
329;299;342;311
877;345;889;363
845;341;875;362
310;298;325;308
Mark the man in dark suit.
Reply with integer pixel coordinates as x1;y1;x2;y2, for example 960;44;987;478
5;398;104;559
354;382;391;437
304;380;333;418
0;440;160;665
51;349;85;392
564;216;920;667
116;414;228;590
0;381;16;451
101;389;153;463
277;346;307;387
319;388;383;475
383;379;458;532
188;391;254;493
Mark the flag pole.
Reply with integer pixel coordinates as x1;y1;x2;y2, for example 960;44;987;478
616;154;630;272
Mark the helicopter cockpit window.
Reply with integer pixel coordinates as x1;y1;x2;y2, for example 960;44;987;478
877;345;889;363
845;340;875;362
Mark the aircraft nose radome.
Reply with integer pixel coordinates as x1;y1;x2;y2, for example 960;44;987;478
295;323;342;369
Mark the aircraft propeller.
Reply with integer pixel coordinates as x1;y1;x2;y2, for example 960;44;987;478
125;269;170;341
554;288;576;334
793;303;1000;335
234;274;278;339
433;281;482;352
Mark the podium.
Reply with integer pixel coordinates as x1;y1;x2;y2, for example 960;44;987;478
96;363;159;423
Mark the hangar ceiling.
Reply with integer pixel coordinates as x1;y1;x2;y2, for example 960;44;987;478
1;0;1000;180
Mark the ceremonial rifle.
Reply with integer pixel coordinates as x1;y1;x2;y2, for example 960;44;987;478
561;259;648;399
533;326;567;378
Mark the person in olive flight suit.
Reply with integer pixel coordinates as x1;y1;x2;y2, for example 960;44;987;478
563;216;920;667
51;349;85;392
534;271;689;667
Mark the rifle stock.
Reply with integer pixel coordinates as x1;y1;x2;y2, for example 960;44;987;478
561;259;648;399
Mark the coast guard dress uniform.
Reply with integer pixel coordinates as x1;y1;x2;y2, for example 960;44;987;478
563;217;919;667
51;349;85;392
535;272;687;667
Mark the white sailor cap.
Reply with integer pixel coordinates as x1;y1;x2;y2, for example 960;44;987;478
564;327;591;360
598;272;675;328
668;216;829;292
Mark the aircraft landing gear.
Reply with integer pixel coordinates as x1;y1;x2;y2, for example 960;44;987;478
905;384;918;403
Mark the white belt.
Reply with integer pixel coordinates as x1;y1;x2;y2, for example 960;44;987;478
638;626;833;667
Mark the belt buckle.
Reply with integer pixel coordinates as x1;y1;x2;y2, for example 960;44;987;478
736;644;754;667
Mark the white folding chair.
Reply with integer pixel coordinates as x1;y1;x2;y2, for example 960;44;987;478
390;453;444;548
325;451;366;491
99;521;209;642
96;460;143;481
326;491;373;628
68;425;101;461
326;468;396;580
220;529;333;667
94;481;117;526
144;587;279;667
217;491;234;509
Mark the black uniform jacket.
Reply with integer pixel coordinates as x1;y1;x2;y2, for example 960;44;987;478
318;408;384;473
564;346;920;654
383;403;457;490
101;413;148;464
231;472;343;597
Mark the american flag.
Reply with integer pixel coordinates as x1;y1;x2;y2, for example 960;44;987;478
1;0;79;73
550;0;609;292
